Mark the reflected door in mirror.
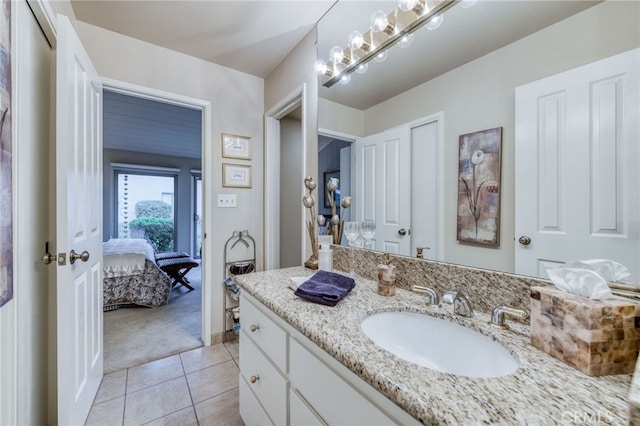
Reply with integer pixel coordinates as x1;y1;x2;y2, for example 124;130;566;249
515;49;640;282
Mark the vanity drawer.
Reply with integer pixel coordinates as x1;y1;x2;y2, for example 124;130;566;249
290;338;396;426
241;294;287;372
239;330;287;425
239;373;273;426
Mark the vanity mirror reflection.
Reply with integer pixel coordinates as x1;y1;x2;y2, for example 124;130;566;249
317;0;640;281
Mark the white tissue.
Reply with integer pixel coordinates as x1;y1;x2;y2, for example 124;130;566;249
546;267;613;300
566;259;631;284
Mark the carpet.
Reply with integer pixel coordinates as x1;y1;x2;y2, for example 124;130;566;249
103;264;203;373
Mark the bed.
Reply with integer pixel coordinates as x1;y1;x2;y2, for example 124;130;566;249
102;238;172;311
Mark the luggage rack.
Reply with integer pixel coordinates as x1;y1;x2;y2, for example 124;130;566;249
223;230;256;341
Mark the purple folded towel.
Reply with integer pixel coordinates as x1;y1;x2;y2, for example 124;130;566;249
294;270;356;307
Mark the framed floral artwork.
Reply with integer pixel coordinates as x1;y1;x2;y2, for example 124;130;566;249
457;127;502;246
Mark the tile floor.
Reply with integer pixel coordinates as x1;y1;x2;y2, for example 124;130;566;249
86;339;243;426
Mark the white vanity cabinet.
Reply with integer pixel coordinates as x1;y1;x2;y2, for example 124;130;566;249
239;293;420;426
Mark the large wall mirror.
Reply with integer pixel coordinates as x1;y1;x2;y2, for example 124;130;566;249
317;0;640;281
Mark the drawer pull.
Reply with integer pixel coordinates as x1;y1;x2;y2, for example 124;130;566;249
250;375;260;384
250;324;260;332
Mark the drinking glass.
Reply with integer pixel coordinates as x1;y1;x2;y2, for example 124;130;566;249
343;221;361;276
360;221;376;250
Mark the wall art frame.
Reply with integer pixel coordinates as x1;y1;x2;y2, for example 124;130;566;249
0;0;13;308
221;133;252;160
456;127;502;246
222;163;252;188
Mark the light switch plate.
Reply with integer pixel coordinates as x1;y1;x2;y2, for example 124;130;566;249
217;193;237;208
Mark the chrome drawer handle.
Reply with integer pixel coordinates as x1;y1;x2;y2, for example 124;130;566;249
250;375;260;384
250;324;259;332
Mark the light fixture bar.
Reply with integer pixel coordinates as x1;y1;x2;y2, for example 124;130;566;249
322;0;458;88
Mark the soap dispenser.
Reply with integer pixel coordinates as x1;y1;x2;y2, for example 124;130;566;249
318;235;333;271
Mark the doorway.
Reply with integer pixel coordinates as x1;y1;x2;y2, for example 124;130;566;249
101;86;207;372
264;85;307;270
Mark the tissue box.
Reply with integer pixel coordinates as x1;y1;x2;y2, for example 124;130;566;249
530;286;640;376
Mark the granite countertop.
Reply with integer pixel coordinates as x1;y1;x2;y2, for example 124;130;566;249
234;267;633;425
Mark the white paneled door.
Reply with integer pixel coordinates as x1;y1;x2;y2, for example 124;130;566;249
355;127;411;255
56;14;103;424
515;49;639;281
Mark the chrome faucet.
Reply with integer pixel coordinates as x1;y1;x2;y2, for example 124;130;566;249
411;285;439;306
442;291;474;318
491;306;528;328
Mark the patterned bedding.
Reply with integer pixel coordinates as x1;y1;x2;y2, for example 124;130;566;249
103;239;172;311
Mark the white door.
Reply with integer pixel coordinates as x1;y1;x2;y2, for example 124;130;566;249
515;49;639;281
355;126;411;254
56;14;103;424
410;120;439;261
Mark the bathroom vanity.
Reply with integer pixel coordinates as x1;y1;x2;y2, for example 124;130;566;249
234;266;633;424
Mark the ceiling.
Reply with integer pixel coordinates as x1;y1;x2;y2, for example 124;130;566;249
318;0;601;110
103;89;202;159
72;0;602;112
70;0;337;78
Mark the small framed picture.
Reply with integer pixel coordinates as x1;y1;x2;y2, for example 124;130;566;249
222;133;252;160
222;163;252;188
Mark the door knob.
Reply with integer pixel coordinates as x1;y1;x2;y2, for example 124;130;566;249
398;228;410;236
69;250;90;264
41;253;56;265
41;242;57;265
518;236;531;246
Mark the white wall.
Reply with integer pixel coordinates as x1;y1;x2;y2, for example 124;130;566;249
318;97;364;137
265;29;318;260
75;21;265;341
322;1;640;273
0;1;51;424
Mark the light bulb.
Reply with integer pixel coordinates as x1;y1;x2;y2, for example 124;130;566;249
355;62;368;74
425;14;443;31
398;0;418;11
459;0;478;8
313;59;327;75
369;10;389;33
340;73;351;84
374;50;388;63
398;33;414;48
348;30;364;50
329;46;344;63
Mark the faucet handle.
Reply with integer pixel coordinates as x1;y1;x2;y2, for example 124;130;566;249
491;306;528;328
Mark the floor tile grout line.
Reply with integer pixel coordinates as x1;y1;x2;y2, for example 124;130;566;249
179;348;200;422
121;368;129;426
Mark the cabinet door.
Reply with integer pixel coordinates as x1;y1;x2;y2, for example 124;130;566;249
290;389;326;426
290;338;396;426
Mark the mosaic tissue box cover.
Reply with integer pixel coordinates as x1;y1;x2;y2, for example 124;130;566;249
530;286;640;376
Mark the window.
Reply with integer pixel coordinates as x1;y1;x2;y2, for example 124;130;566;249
115;170;177;252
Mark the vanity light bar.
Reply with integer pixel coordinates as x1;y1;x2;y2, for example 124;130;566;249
322;0;458;88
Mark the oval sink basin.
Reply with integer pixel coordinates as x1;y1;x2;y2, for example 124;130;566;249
361;311;518;378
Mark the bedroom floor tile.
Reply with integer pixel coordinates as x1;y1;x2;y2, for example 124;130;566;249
88;342;244;426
